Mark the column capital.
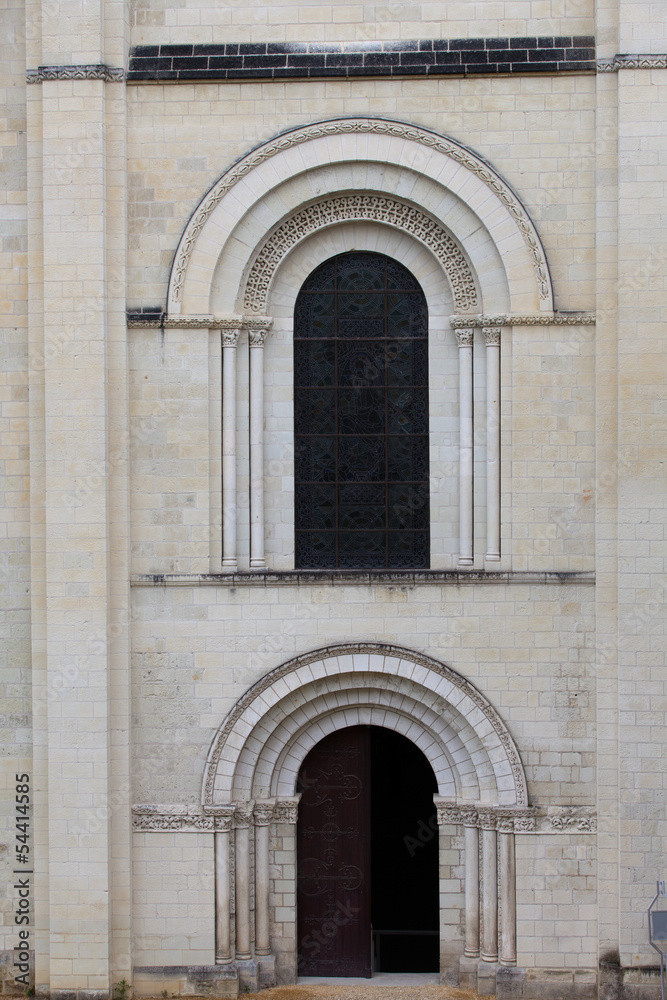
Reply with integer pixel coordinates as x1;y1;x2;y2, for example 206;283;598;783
254;801;275;827
248;328;268;347
205;804;237;833
455;328;474;348
234;803;255;829
221;328;241;347
434;799;460;825
244;316;273;347
482;326;502;347
499;807;537;833
273;796;301;825
477;808;498;831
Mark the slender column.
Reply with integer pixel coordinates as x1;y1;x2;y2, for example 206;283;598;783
221;327;240;570
479;811;498;961
234;804;254;960
499;825;517;966
456;328;474;564
463;813;480;958
213;807;236;964
249;325;269;568
483;327;502;561
254;801;275;956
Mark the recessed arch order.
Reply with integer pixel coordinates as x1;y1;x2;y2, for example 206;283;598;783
167;117;553;318
201;643;528;808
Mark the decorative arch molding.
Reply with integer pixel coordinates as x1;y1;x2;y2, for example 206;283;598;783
242;193;479;314
167;117;553;315
201;642;528;808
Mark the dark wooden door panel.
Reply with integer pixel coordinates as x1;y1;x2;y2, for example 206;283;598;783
297;726;371;977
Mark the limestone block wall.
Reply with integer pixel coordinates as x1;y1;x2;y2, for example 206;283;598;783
616;67;667;967
516;834;597;969
130;0;595;48
132;832;215;967
0;0;31;985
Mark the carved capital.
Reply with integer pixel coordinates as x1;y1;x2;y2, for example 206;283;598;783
221;328;240;348
477;808;498;831
204;804;236;833
455;328;474;348
435;800;460;826
254;801;275;827
234;804;254;829
273;797;300;825
248;327;268;348
482;326;501;347
496;812;516;834
459;806;479;828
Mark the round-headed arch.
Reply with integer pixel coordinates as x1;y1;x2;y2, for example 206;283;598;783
202;643;528;808
168;117;553;317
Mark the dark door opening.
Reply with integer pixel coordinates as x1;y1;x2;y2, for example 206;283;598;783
296;725;439;977
370;727;439;973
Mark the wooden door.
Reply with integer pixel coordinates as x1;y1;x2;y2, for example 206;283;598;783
296;726;372;977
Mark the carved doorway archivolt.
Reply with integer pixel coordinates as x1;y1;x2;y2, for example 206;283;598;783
201;643;531;983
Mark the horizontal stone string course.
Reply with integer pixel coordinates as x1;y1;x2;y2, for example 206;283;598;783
26;63;124;82
125;310;597;329
126;37;596;81
132;803;597;833
129;569;596;586
597;53;667;72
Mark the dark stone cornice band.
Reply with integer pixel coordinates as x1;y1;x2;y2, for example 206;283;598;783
127;36;595;81
27;48;667;84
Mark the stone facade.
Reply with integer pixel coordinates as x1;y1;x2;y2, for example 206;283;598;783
1;0;667;997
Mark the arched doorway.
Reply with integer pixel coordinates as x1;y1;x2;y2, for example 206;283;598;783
203;643;530;987
296;725;439;977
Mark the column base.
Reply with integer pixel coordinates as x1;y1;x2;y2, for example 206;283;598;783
459;954;480;990
249;560;266;569
477;960;500;996
257;953;276;989
485;552;501;561
458;557;474;566
459;955;479;993
235;958;258;994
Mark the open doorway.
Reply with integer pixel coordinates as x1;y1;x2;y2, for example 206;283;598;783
296;725;439;977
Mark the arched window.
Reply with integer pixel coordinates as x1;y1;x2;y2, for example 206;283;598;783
294;252;430;569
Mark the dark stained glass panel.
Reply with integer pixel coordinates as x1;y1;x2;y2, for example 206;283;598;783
294;252;430;569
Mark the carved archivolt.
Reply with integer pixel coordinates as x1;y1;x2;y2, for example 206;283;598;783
168;117;553;310
201;641;529;808
243;195;478;314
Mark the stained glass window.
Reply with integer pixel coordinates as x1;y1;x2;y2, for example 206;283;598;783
294;252;430;569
